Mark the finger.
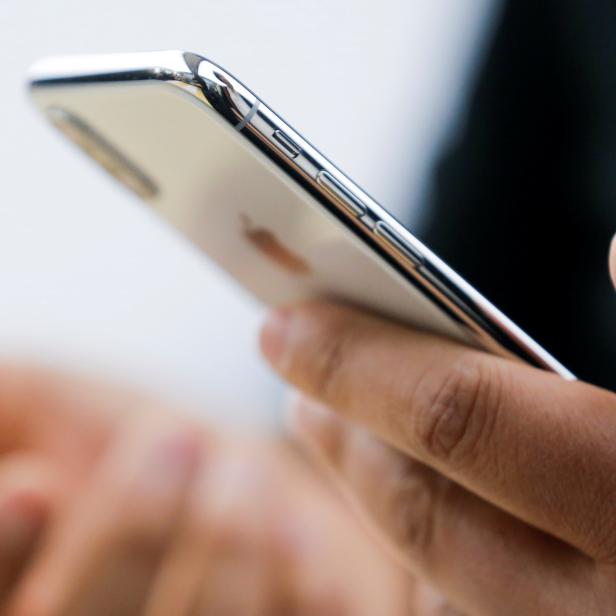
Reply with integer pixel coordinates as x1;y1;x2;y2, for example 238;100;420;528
255;442;412;616
9;414;203;616
194;452;273;616
290;397;594;615
0;456;55;603
160;437;412;616
261;302;616;562
146;444;272;616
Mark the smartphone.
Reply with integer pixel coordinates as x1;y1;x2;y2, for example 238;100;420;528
28;51;574;379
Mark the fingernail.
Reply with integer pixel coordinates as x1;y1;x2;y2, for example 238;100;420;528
0;491;47;553
260;308;292;367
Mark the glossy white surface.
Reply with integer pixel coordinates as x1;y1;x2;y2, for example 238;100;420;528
0;0;496;425
33;74;475;338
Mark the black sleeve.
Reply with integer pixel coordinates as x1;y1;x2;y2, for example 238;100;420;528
420;0;616;389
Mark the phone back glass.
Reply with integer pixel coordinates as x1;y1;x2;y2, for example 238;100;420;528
31;80;475;345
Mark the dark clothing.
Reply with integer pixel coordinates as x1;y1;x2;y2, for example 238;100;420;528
422;0;616;389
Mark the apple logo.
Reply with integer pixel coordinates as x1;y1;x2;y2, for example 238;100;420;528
240;214;311;275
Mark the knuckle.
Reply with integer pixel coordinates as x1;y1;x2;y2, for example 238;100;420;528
415;355;504;469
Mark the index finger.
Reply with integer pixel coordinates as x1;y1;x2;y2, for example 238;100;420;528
260;302;616;563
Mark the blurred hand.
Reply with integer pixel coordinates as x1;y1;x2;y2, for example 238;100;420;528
259;240;616;615
0;367;416;616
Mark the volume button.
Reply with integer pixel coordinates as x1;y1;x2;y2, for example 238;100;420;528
316;170;367;218
374;221;424;267
272;130;301;158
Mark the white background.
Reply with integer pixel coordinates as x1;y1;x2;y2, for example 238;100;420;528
0;0;496;425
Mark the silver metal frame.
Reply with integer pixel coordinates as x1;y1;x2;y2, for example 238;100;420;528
29;50;575;379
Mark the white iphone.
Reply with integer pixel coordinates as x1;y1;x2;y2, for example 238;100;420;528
28;51;573;379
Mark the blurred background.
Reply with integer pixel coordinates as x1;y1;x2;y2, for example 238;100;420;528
0;0;500;424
